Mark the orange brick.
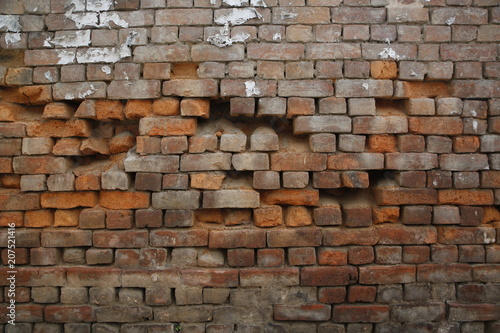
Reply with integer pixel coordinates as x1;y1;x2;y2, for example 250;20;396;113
124;100;153;119
54;209;80;227
261;189;320;206
195;209;224;224
95;100;124;120
373;206;400;224
139;117;197;136
0;211;23;227
27;119;92;138
180;98;210;118
483;206;500;224
452;136;480;153
152;98;180;116
41;192;99;209
367;135;398;153
75;174;101;191
285;206;313;227
254;206;283;228
370;61;398;79
395;81;450;98
190;173;225;190
100;191;150;209
25;210;53;228
1;174;20;189
438;189;494;206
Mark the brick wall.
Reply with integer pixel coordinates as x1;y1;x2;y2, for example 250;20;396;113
0;0;499;331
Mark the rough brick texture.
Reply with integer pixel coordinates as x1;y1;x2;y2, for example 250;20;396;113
0;0;499;330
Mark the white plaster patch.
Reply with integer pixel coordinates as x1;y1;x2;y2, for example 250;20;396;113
362;83;369;90
100;12;129;28
245;81;260;97
410;70;418;77
472;119;478;132
222;0;248;6
4;32;21;45
483;232;495;244
79;84;97;99
65;9;99;29
379;47;403;60
56;49;77;64
101;66;112;74
208;24;250;48
67;0;86;12
446;17;455;25
250;0;267;6
386;0;423;7
125;31;139;46
75;45;131;63
47;30;91;48
215;8;262;26
87;0;113;12
272;33;281;41
0;15;21;32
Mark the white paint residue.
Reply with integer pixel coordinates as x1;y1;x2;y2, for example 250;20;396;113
125;31;139;46
100;12;129;28
446;17;455;25
432;179;438;186
67;0;86;12
210;0;217;4
215;8;262;26
47;30;91;48
56;49;77;64
250;0;267;6
379;47;402;60
151;273;159;282
483;232;495;244
78;84;97;99
87;0;113;12
4;33;21;45
362;83;369;90
101;66;111;74
395;15;408;22
75;45;131;63
470;110;477;117
207;24;250;48
386;0;423;7
410;70;418;77
65;93;75;99
44;71;53;81
245;81;260;97
272;33;281;41
0;15;21;32
222;0;248;6
65;9;99;29
472;120;478;132
281;12;298;20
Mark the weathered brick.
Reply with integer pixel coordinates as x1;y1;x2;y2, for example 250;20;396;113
222;80;276;98
210;229;266;249
152;191;200;210
240;268;299;287
124;154;179;173
182;269;238;288
163;79;218;97
374;187;437;205
294;116;351;134
41;230;92;247
268;229;322;247
261;189;319;206
278;80;333;97
94;231;148;248
253;171;280;190
180;153;232;171
360;265;415;284
386;153;438;170
150;230;208;247
378;226;437;245
45;306;94;323
333;305;389;323
418;264;472;283
274;304;331;321
247;43;304;60
438;189;494;205
203;190;260;208
192;45;244;61
328;153;384;170
336;79;393;98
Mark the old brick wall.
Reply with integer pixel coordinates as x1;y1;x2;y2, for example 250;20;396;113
0;0;499;331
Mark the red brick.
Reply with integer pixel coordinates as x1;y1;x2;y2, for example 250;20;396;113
0;211;23;227
257;249;285;267
253;206;283;228
403;246;430;264
288;247;317;266
285;206;313;227
373;187;437;205
348;286;376;303
222;80;276;98
324;228;379;246
0;191;40;211
437;189;494;205
240;268;299;287
139;117;196;136
278;80;333;97
359;265;415;284
25;210;53;228
227;249;255;267
317;248;347;266
301;266;358;286
267;229;323;247
93;231;148;248
44;305;94;323
314;206;342;226
318;287;346;304
121;269;180;288
150;230;208;247
163;79;218;97
348;247;375;265
378;226;437;245
182;269;239;288
333;305;390;323
274;304;331;321
293;116;352;135
1;268;66;287
437;226;496;245
342;205;372;227
192;45;244;62
328;153;384;170
372;206;399;224
99;191;150;209
209;229;266;249
367;135;397;153
417;264;472;282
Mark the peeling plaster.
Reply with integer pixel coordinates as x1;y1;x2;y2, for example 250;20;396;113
47;30;91;48
215;8;262;26
87;0;113;12
245;81;260;97
4;32;21;45
446;17;455;25
44;71;54;81
0;15;21;33
100;12;129;28
272;33;281;41
75;45;131;63
207;24;250;48
280;12;298;20
209;8;262;47
379;48;403;61
101;66;112;74
56;49;78;64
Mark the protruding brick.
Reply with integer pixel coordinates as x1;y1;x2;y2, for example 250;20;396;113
203;190;260;209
